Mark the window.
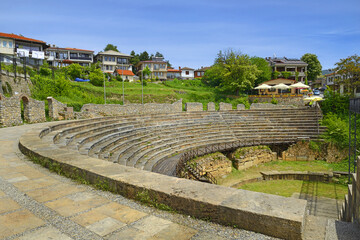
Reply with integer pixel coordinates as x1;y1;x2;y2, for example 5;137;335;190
105;56;108;61
110;66;113;70
197;72;200;76
106;65;109;70
2;41;7;48
112;57;115;62
8;41;12;48
186;71;189;75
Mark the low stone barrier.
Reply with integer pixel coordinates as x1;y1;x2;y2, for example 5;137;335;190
207;102;215;111
19;122;308;240
237;104;245;110
261;171;335;182
219;102;232;111
250;103;296;109
249;96;304;106
185;102;203;112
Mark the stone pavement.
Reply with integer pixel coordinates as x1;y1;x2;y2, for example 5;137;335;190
0;123;274;240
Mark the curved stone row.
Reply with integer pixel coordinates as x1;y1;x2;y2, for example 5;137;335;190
40;108;325;176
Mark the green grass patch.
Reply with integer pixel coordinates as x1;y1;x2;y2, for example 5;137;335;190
239;180;348;199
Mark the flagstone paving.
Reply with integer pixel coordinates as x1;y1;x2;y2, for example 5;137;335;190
0;123;275;240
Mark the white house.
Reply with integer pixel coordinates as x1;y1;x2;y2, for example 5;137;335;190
180;67;194;80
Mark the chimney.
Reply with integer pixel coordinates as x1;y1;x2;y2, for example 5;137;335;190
179;67;181;70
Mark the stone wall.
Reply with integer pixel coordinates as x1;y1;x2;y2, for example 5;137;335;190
207;102;215;111
0;96;22;127
80;99;183;118
250;103;297;109
24;97;46;123
0;70;32;96
230;146;277;170
219;102;232;111
282;141;347;163
249;96;304;107
191;152;232;178
341;156;360;225
237;104;245;110
47;97;69;120
185;102;203;112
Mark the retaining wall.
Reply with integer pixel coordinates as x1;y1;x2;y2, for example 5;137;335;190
185;102;203;112
249;96;304;106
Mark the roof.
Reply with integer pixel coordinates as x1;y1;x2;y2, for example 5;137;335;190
266;57;307;66
138;60;167;64
115;69;135;76
181;67;194;70
96;50;131;57
0;32;45;44
47;47;94;52
167;69;181;72
195;66;210;72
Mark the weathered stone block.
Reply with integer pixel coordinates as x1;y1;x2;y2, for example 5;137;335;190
219;102;232;111
237;104;245;110
185;102;203;112
207;102;215;111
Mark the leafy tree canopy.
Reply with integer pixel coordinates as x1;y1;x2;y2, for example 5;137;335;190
250;57;272;85
104;44;119;52
139;51;150;61
155;52;164;57
301;53;322;81
335;54;360;97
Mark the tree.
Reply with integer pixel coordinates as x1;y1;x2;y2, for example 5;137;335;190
301;53;322;81
205;49;260;95
104;44;119;52
250;57;272;85
281;71;292;79
155;52;164;58
335;54;360;97
89;68;104;86
142;66;152;79
67;64;84;80
139;51;150;61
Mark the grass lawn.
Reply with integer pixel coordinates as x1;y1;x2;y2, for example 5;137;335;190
239;180;348;199
218;159;349;187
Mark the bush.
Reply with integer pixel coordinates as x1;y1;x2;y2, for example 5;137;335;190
89;68;104;86
320;88;349;117
321;113;348;149
67;64;84;80
39;67;51;76
271;97;278;104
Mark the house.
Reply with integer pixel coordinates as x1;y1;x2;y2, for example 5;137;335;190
194;66;210;78
324;71;360;97
266;57;308;82
0;32;47;64
136;57;167;81
94;50;132;74
114;69;135;82
45;46;94;67
180;67;194;80
167;68;181;80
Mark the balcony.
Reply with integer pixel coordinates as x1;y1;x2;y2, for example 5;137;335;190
69;56;92;61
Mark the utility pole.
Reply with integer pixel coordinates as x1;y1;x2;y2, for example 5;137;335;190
103;73;106;104
141;69;144;104
122;62;124;105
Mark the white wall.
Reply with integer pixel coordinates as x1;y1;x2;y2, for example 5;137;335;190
0;38;14;55
181;69;194;79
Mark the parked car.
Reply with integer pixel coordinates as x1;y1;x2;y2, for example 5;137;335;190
313;90;320;95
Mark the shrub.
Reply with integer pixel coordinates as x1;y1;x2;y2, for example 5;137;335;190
39;66;51;76
89;68;104;87
321;113;348;149
67;64;84;80
271;97;278;104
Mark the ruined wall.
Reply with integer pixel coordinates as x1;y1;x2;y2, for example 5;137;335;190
0;70;32;96
219;102;232;111
47;97;69;120
207;102;215;111
185;102;203;112
237;104;245;110
80;99;183;118
187;152;232;178
229;146;277;170
249;96;304;107
25;98;46;123
0;96;22;127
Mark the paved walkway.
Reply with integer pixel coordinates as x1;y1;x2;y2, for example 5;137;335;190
0;123;274;240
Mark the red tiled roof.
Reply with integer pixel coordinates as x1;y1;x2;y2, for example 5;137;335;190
47;47;93;52
115;69;135;76
0;32;45;43
167;69;181;72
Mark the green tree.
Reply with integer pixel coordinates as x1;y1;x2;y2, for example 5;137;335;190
89;68;104;86
250;57;272;85
142;66;152;79
301;53;322;81
281;71;292;79
67;64;84;80
104;44;119;52
335;54;360;97
203;64;224;87
139;51;150;61
272;70;280;79
155;52;164;57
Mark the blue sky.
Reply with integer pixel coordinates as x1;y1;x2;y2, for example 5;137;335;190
1;0;359;70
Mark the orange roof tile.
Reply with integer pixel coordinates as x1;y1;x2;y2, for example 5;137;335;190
167;69;181;72
0;32;45;43
47;47;93;52
115;69;135;76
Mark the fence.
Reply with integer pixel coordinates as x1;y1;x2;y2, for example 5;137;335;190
349;98;360;181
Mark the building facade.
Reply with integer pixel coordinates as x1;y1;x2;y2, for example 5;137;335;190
136;57;167;81
114;69;135;82
180;67;194;80
266;57;308;82
167;68;181;79
0;32;47;64
194;66;210;78
94;50;132;74
45;47;94;67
